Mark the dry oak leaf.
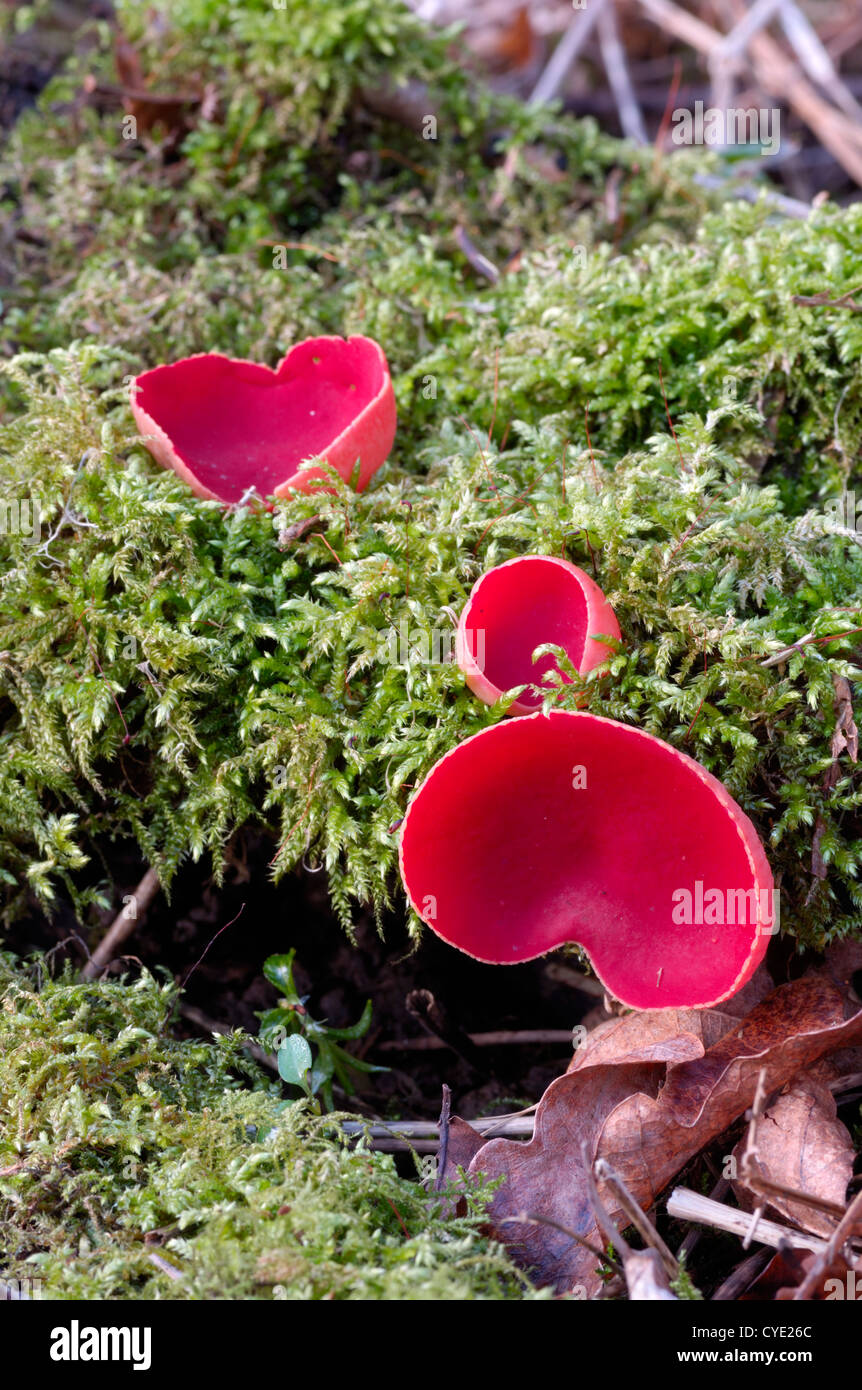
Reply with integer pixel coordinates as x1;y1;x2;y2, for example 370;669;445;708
568;1006;738;1073
565;961;775;1073
565;964;775;1074
470;973;862;1294
470;1061;663;1290
731;1059;855;1238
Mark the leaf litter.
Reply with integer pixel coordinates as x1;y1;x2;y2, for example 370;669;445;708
439;947;862;1298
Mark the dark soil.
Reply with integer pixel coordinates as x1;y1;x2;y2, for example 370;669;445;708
5;830;595;1120
0;0;112;133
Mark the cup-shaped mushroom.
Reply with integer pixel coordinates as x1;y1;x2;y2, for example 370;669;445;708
130;335;397;505
399;711;774;1010
455;556;620;714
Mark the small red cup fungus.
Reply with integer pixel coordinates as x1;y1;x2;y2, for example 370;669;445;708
455;556;620;713
129;335;396;504
399;710;773;1010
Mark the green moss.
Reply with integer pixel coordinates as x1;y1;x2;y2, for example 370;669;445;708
1;0;861;1303
0;338;860;949
1;0;712;360
0;951;538;1299
0;1;860;951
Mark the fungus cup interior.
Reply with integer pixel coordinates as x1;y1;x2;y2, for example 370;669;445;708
131;336;395;504
457;556;619;712
399;711;773;1010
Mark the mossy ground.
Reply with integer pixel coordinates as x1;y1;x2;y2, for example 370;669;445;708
0;951;541;1299
0;0;861;1299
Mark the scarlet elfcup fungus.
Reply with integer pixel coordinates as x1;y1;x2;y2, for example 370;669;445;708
399;711;773;1010
129;335;396;504
455;556;620;713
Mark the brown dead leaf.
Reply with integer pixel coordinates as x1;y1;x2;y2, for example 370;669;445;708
810;816;829;884
471;5;538;73
470;973;862;1294
124;89;198;144
831;675;859;764
567;1007;735;1073
741;1247;858;1301
438;1116;486;1184
114;34;146;92
470;1062;662;1285
566;962;773;1071
732;1059;854;1237
82;29;202;148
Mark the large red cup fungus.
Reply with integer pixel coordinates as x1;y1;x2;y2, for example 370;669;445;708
455;556;620;714
130;335;396;504
399;711;774;1010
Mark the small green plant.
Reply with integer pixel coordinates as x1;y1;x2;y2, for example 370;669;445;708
671;1253;704;1301
258;950;385;1109
0;950;537;1300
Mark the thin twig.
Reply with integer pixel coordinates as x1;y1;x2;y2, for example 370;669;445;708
528;0;606;107
739;1068;769;1248
713;0;783;62
780;0;862;125
594;1157;680;1279
584;1143;631;1257
636;0;722;56
740;1173;848;1222
377;1028;578;1052
147;1252;183;1281
831;1071;862;1096
544;961;606;998
339;1116;534;1153
597;0;648;144
677;1177;730;1262
667;1187;829;1253
175;905;245;998
453;225;499;283
792;1187;862;1300
747;23;862;186
761;625;862;666
310;532;342;566
82;866;161;979
585;1147;678;1298
478;1102;538;1139
792;286;862;312
434;1084;452;1193
711;1248;772;1301
257;239;341;263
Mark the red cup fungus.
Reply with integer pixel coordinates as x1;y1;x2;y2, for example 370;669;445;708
399;710;774;1010
455;555;620;713
129;335;396;504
